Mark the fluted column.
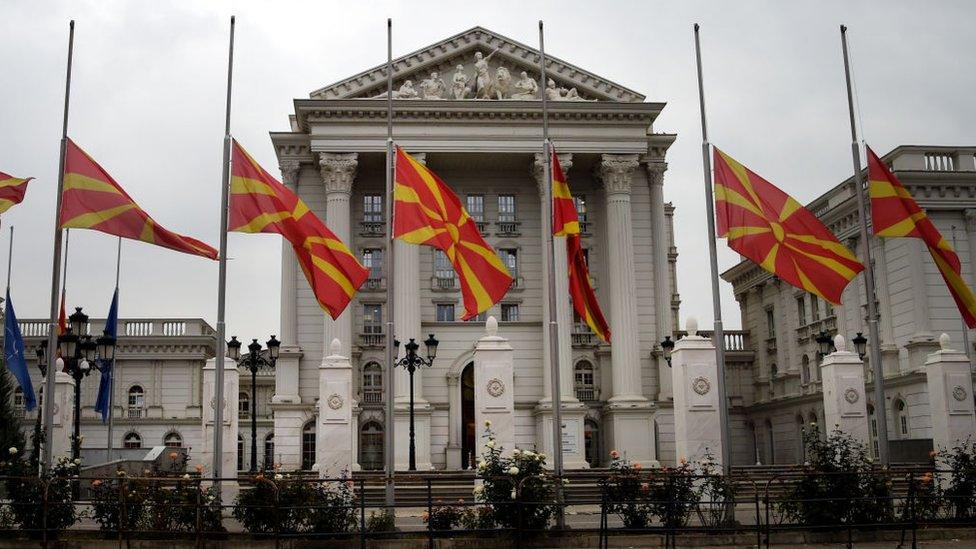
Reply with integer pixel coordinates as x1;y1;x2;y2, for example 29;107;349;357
394;152;425;403
965;210;976;288
319;153;358;360
599;155;646;403
532;152;575;402
646;160;668;400
278;161;301;347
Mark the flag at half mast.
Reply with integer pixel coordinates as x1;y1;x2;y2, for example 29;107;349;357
0;171;32;215
394;147;513;320
229;140;368;319
713;147;863;305
868;146;976;327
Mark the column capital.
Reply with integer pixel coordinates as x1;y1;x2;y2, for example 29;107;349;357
531;153;573;194
279;160;301;188
643;159;668;186
965;209;976;232
318;152;358;195
598;154;640;195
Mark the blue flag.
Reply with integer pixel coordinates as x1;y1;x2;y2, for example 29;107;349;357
94;289;118;423
4;289;36;411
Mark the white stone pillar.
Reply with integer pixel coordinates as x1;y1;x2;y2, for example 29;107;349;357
50;363;74;461
279;160;302;347
671;318;721;467
925;333;976;452
646;159;670;401
318;153;357;360
446;374;463;469
474;317;515;460
201;358;239;503
820;335;870;447
317;338;358;478
906;239;939;368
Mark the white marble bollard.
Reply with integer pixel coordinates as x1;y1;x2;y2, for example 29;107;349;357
671;317;722;468
50;361;74;461
473;317;516;459
925;334;976;452
820;335;870;447
201;357;239;505
317;338;358;478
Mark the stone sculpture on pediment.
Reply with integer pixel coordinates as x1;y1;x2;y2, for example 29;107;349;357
395;79;419;99
473;50;498;99
420;71;447;100
546;78;589;101
494;66;512;99
451;64;471;99
511;70;538;99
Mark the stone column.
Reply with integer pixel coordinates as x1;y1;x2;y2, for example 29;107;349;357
318;338;358;478
646;159;669;401
963;209;976;363
599;154;654;466
278;160;302;348
820;335;870;447
50;363;74;460
319;153;358;360
474;317;516;460
925;333;976;452
201;357;239;504
446;374;463;469
671;318;721;467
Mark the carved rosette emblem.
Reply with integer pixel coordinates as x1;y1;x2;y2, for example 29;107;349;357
486;378;505;398
844;387;860;404
952;385;968;402
692;376;711;396
327;393;344;410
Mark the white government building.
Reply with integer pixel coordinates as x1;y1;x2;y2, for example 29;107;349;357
9;28;976;473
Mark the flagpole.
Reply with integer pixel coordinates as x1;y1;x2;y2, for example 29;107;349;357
42;19;75;472
5;227;13;294
106;236;121;463
538;20;566;528
383;17;397;510
950;226;972;365
693;24;733;475
840;25;890;466
213;15;235;481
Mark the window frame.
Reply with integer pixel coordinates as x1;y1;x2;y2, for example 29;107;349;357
497;194;517;222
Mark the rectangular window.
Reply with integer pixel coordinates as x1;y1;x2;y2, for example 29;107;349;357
497;195;516;222
363;304;383;334
796;296;806;326
499;249;518;279
900;416;908;436
574;195;588;228
466;311;488;322
436;304;455;322
363;194;383;223
362;249;383;278
501;303;520;322
466;195;484;222
810;295;820;322
434;250;455;280
765;308;776;335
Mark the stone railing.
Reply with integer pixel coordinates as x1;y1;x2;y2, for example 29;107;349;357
359;333;385;348
359;221;385;237
495;221;521;236
677;329;751;352
363;277;386;292
432;276;457;291
361;389;382;405
16;318;215;338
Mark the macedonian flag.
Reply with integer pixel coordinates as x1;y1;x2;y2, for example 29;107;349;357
713;147;863;305
60;139;217;259
394;146;513;320
230;140;368;319
868;146;976;327
551;148;610;342
0;171;32;215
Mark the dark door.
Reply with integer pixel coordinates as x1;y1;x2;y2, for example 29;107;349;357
461;363;475;468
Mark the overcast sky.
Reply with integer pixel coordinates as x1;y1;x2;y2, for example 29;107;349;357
1;0;974;342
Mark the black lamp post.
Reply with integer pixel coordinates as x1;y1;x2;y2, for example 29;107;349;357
33;341;49;461
852;332;868;360
227;335;279;472
660;336;675;367
393;333;438;471
815;330;835;359
58;307;97;462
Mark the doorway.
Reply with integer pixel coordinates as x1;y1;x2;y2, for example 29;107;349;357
461;362;475;468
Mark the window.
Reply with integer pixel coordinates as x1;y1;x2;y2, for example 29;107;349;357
868;404;880;458
497;195;516;222
301;421;316;470
360;422;384;471
164;432;183;449
466;311;488;322
796;296;807;326
810;295;820;322
895;399;909;437
13;387;25;417
574;361;596;401
363;304;383;334
765;308;775;336
363;194;383;223
362;363;382;404
237;434;245;471
436;303;455;322
264;434;275;470
466;195;484;223
239;391;250;419
123;432;142;449
501;303;520;322
770;363;778;378
363;249;383;282
434;250;455;286
499;249;518;280
584;419;600;467
128;386;145;419
801;356;810;385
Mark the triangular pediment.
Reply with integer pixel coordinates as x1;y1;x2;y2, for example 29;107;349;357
310;26;644;102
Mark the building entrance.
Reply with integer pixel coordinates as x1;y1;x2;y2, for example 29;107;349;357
461;362;475;467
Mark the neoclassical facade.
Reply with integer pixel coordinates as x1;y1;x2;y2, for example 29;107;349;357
269;27;680;470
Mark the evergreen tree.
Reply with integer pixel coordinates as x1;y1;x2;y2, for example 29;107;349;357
0;365;26;461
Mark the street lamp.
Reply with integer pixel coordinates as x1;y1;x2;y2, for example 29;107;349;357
852;332;868;360
227;335;278;472
393;333;438;471
58;307;96;462
815;330;835;359
33;341;49;461
660;336;675;367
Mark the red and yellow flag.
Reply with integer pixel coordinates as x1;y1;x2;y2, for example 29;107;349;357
868;146;976;327
551;149;610;342
60;139;217;259
714;147;863;305
0;171;32;215
58;292;67;336
394;147;512;320
230;140;368;319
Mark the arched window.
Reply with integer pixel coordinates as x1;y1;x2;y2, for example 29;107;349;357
123;432;142;449
770;363;778;377
801;356;810;385
164;432;183;448
127;386;145;419
301;421;316;470
796;416;806;463
362;363;382;404
13;387;25;417
237;434;245;471
574;361;596;401
263;433;275;470
584;419;600;467
359;421;384;471
867;404;880;458
239;391;250;419
765;419;775;464
894;399;909;438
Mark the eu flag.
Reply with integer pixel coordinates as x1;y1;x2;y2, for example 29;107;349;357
4;290;36;411
94;289;118;423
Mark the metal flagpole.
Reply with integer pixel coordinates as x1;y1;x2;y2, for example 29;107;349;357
538;20;566;529
61;230;70;302
840;25;890;466
950;226;972;365
43;20;75;472
692;24;733;474
383;17;397;510
6;227;14;295
213;15;236;481
106;236;121;463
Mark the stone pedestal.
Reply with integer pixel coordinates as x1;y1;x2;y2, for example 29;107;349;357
906;339;940;372
317;339;358;478
671;318;722;467
473;317;515;459
201;358;239;504
820;335;870;447
534;405;588;469
270;346;303;470
925;334;976;452
50;365;74;461
394;406;432;470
